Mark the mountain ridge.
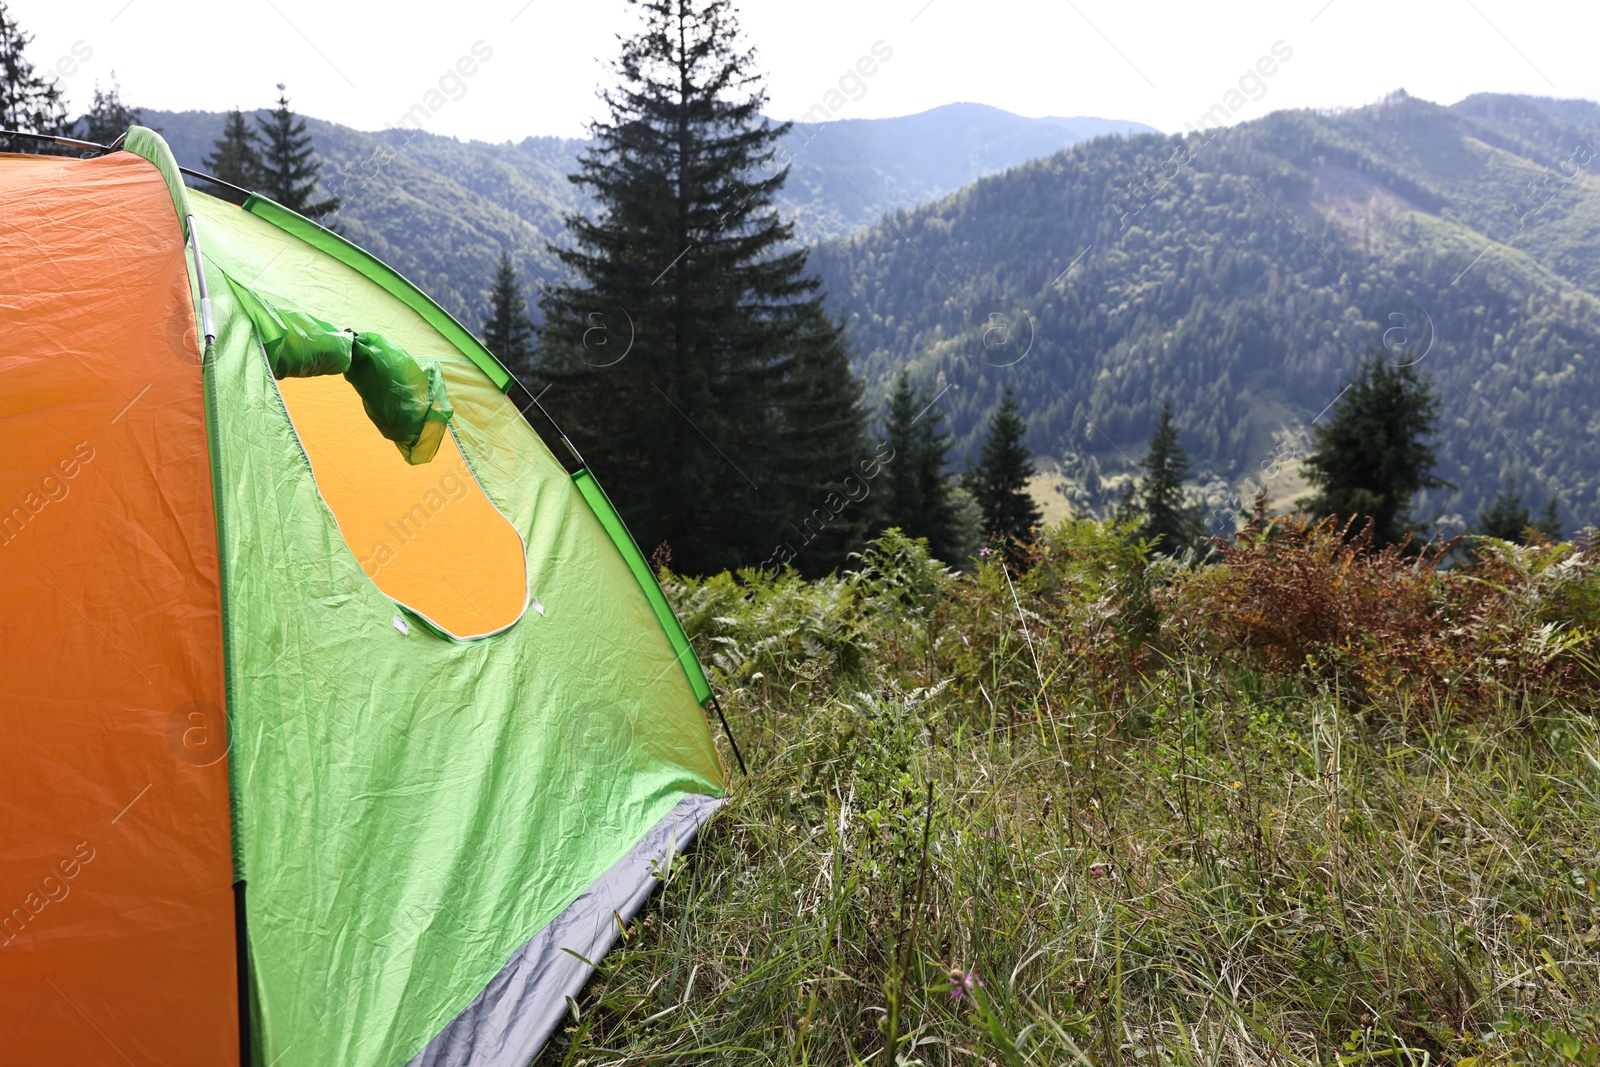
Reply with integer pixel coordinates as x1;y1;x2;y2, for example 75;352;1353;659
810;91;1600;529
146;102;1154;329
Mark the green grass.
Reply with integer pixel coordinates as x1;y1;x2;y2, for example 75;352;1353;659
535;528;1600;1066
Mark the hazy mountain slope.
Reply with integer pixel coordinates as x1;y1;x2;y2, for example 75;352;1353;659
147;103;1152;329
778;103;1156;242
811;92;1600;529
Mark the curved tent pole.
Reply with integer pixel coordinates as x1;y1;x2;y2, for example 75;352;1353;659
497;370;750;776
0;128;113;153
186;214;217;345
178;165;254;203
0;128;257;202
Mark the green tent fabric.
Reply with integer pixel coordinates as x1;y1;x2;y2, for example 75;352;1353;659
136;128;725;1065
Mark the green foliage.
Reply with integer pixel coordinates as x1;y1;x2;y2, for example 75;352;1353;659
480;249;533;372
532;0;868;575
1457;1012;1600;1066
967;387;1043;548
1117;402;1204;558
0;2;65;136
540;525;1600;1066
1305;351;1449;547
255;83;339;222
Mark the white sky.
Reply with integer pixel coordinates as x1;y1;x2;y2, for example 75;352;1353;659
16;0;1600;142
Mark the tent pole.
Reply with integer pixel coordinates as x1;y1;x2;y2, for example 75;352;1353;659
185;214;217;346
0;127;110;152
708;694;747;777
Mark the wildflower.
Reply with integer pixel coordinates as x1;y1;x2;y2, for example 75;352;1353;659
979;547;992;557
949;967;983;1000
1088;863;1108;877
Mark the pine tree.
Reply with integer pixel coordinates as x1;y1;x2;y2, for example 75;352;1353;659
1119;403;1203;557
79;73;142;145
482;251;534;373
1305;349;1450;547
967;388;1043;547
203;108;261;201
879;371;960;561
255;84;339;221
1477;478;1561;543
531;0;867;575
0;2;65;136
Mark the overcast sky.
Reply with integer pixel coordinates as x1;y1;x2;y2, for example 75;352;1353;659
16;0;1600;142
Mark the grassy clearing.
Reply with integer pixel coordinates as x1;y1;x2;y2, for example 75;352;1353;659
537;524;1600;1066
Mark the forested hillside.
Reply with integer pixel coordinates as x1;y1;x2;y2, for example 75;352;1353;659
149;103;1151;330
782;104;1156;240
813;91;1600;529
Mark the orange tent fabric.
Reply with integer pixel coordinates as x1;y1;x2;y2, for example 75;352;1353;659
0;153;237;1065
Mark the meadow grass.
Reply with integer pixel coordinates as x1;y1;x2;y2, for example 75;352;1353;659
536;525;1600;1066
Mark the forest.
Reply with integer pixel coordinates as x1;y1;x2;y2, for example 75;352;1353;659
814;92;1600;528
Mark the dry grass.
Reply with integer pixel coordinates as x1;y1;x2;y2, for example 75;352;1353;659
535;525;1600;1066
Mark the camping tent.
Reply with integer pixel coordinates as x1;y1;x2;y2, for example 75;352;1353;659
0;127;731;1067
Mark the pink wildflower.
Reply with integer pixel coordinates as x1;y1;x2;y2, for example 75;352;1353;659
949;967;983;1001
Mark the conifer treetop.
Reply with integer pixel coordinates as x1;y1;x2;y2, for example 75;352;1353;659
968;387;1042;548
256;83;340;221
0;2;66;135
483;250;535;373
80;73;144;146
204;108;261;198
1305;349;1450;547
1117;402;1204;559
531;0;868;575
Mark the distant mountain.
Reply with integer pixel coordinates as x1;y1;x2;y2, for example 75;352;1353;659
812;91;1600;531
777;103;1157;241
145;103;1153;330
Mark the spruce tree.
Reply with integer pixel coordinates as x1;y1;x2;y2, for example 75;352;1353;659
203;108;261;201
879;371;960;561
967;388;1043;546
532;0;867;575
773;320;871;575
255;84;339;221
1477;478;1560;543
1118;403;1203;557
0;2;65;136
1536;498;1560;541
482;250;534;373
79;73;142;145
1305;349;1450;547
